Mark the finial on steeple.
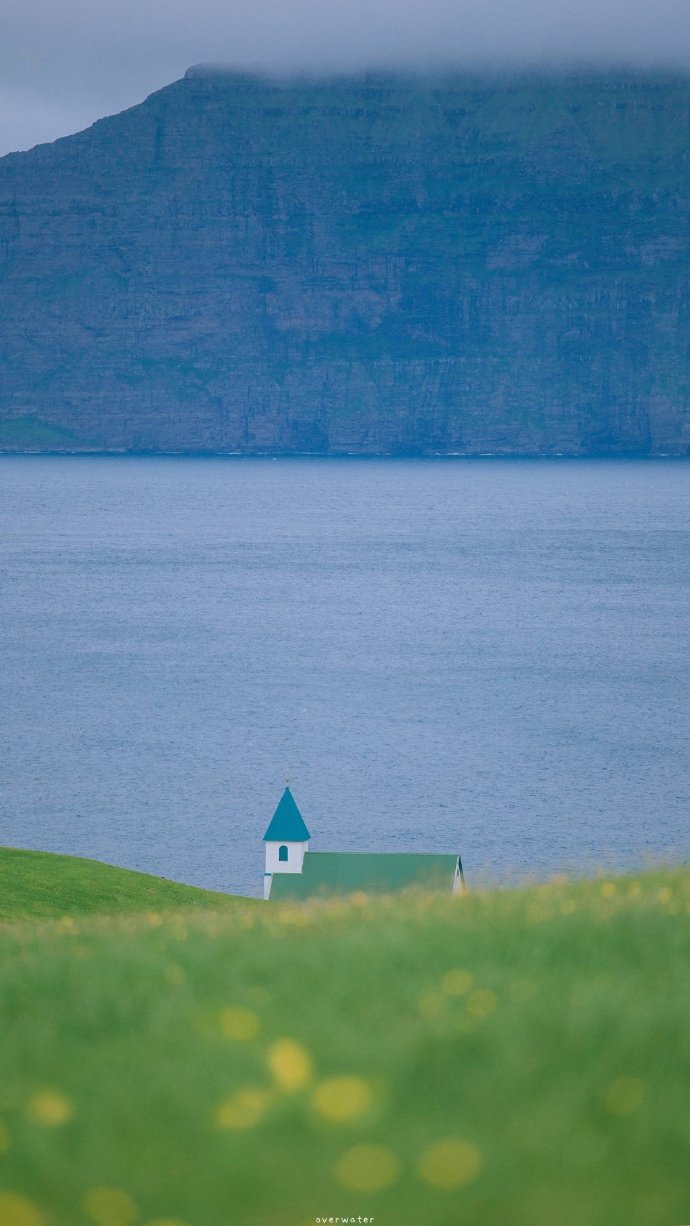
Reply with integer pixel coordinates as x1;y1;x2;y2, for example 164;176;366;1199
284;764;290;787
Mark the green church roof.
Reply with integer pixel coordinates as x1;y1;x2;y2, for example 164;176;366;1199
263;787;311;843
269;851;459;900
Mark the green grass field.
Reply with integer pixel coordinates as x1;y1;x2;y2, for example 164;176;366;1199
0;849;688;1226
0;847;244;922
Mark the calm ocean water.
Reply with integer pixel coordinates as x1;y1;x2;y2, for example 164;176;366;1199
1;456;688;898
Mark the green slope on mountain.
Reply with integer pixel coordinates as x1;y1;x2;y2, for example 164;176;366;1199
1;69;689;454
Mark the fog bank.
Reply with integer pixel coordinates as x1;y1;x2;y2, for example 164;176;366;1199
3;0;690;153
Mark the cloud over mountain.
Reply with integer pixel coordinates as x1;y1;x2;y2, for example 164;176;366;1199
2;0;690;153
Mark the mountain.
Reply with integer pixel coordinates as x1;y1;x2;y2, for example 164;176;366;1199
1;67;689;455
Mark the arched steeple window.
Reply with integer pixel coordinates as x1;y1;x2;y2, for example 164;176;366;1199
278;845;289;862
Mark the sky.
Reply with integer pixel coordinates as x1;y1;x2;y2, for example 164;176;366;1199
2;0;690;155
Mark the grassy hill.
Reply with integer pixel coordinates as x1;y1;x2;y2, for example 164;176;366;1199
0;857;688;1225
0;846;243;921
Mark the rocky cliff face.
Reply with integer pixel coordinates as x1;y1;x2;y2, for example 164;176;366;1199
1;68;689;454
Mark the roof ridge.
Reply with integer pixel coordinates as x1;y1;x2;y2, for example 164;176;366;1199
307;850;458;858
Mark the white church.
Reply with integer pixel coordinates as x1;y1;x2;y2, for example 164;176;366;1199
263;787;464;900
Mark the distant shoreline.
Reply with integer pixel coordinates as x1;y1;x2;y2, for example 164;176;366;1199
1;450;688;461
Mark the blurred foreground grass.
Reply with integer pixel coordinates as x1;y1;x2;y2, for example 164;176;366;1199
0;853;689;1226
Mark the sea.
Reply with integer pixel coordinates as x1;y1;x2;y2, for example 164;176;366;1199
1;456;688;898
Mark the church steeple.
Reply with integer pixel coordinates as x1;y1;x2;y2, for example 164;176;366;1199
263;787;311;843
263;787;310;898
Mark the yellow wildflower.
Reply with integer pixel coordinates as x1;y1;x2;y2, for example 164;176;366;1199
441;969;473;997
466;989;498;1020
0;1193;44;1226
335;1144;400;1191
278;908;309;926
143;1221;188;1226
214;1088;271;1130
311;1077;372;1123
143;1220;188;1226
219;1007;260;1042
418;1138;483;1188
267;1039;312;1092
26;1090;74;1127
82;1187;138;1226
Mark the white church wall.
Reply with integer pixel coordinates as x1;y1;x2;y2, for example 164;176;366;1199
265;840;308;875
264;839;309;900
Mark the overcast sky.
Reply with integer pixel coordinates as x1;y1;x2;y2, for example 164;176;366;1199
2;0;690;155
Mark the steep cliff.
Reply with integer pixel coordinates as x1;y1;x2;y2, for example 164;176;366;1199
1;68;689;454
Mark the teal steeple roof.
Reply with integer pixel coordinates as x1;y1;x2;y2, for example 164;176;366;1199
263;787;311;842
